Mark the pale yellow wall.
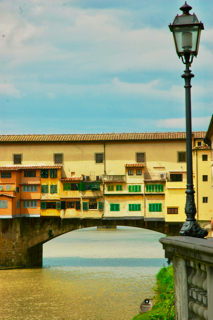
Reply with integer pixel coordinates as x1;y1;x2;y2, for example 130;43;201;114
104;195;144;217
165;189;186;222
145;195;165;219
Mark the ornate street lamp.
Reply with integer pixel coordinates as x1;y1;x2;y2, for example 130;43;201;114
169;2;208;238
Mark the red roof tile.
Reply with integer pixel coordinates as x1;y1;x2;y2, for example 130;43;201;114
0;193;15;198
0;131;206;142
0;165;62;171
193;145;211;150
60;177;82;181
125;163;146;167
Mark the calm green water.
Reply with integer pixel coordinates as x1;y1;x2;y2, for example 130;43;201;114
0;227;167;320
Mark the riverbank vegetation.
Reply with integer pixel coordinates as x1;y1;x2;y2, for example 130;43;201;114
132;265;175;320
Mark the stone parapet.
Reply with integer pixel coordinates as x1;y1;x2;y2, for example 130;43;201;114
160;236;213;320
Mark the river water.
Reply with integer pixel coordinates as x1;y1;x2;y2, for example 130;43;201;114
0;227;167;320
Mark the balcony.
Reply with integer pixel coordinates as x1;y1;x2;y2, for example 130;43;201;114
102;175;126;182
144;172;167;181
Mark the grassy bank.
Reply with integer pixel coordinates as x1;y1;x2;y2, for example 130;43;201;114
132;265;175;320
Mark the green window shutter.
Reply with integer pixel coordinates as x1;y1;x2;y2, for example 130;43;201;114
41;185;48;193
63;183;71;191
56;202;61;210
136;204;141;211
146;185;149;192
83;202;88;210
138;185;141;192
41;202;46;210
76;201;80;210
79;182;86;191
110;204;113;211
149;203;153;212
116;185;122;191
50;185;57;193
116;204;120;211
92;183;100;191
128;185;131;192
108;185;114;191
160;185;164;192
98;202;104;210
129;204;133;211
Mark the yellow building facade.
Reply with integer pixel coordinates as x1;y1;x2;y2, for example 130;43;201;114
0;129;212;226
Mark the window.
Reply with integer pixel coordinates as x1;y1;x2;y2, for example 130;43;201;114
6;185;11;191
1;172;11;179
203;175;208;182
23;200;37;208
41;202;46;210
50;185;57;193
23;185;37;192
149;203;162;212
136;169;142;175
54;153;63;164
17;201;20;209
129;204;141;211
110;204;120;211
83;202;88;210
146;184;164;192
41;185;49;193
202;155;208;161
0;200;7;208
203;197;208;203
76;201;81;210
46;202;56;209
41;169;49;178
71;183;79;190
107;185;114;191
95;153;104;163
136;153;145;162
197;142;201;146
24;170;36;177
50;169;57;178
128;185;141;192
89;202;97;210
91;183;100;191
178;152;186;162
167;208;178;214
116;185;123;191
13;154;22;164
170;174;183;182
128;169;133;176
16;187;19;193
67;202;75;208
0;185;3;191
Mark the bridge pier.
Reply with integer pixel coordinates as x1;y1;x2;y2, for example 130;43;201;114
0;217;182;269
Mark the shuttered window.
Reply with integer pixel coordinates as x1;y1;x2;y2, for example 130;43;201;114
98;202;104;210
129;204;141;211
0;200;7;208
110;204;120;211
56;202;61;210
50;169;57;178
41;185;49;193
83;202;88;210
107;185;114;191
129;185;141;192
41;202;46;210
149;203;162;212
63;183;71;191
116;185;123;191
41;169;49;178
76;201;81;210
50;185;57;194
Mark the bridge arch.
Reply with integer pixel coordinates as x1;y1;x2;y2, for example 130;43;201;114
0;217;181;269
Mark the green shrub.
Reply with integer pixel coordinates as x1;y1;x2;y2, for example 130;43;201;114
132;265;175;320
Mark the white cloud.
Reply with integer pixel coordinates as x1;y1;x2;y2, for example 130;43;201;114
156;116;211;130
0;83;21;98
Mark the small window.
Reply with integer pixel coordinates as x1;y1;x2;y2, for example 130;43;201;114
13;154;22;164
83;202;88;210
46;202;56;209
178;152;186;162
116;185;123;191
98;202;104;210
203;175;208;182
50;185;57;194
0;185;3;191
16;187;19;193
107;185;114;191
129;204;141;211
23;185;37;192
76;201;81;210
203;197;208;203
41;185;49;193
63;183;71;191
136;153;145;162
202;155;208;161
136;169;142;175
41;202;46;210
6;185;11;191
149;203;162;212
41;169;49;178
17;201;20;209
128;169;133;176
50;169;57;178
95;153;104;163
67;202;75;208
197;142;201;146
170;174;183;182
1;172;11;179
110;204;120;211
0;200;7;208
89;202;97;210
23;200;37;208
71;183;79;190
167;208;178;214
129;185;141;192
24;170;36;177
54;153;63;164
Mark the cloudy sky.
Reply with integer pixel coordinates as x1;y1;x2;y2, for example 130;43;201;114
0;0;212;134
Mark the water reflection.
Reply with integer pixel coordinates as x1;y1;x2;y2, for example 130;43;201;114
0;227;167;320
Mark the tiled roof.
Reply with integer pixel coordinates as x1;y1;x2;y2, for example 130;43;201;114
0;165;62;171
60;177;82;181
0;193;15;198
125;163;145;167
0;131;206;142
193;145;211;150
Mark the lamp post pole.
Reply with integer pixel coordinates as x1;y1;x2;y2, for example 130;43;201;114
169;2;208;237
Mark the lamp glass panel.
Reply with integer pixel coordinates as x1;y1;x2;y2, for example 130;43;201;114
174;14;199;25
173;25;199;54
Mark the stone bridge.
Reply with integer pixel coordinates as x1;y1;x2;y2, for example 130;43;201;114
0;217;182;269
